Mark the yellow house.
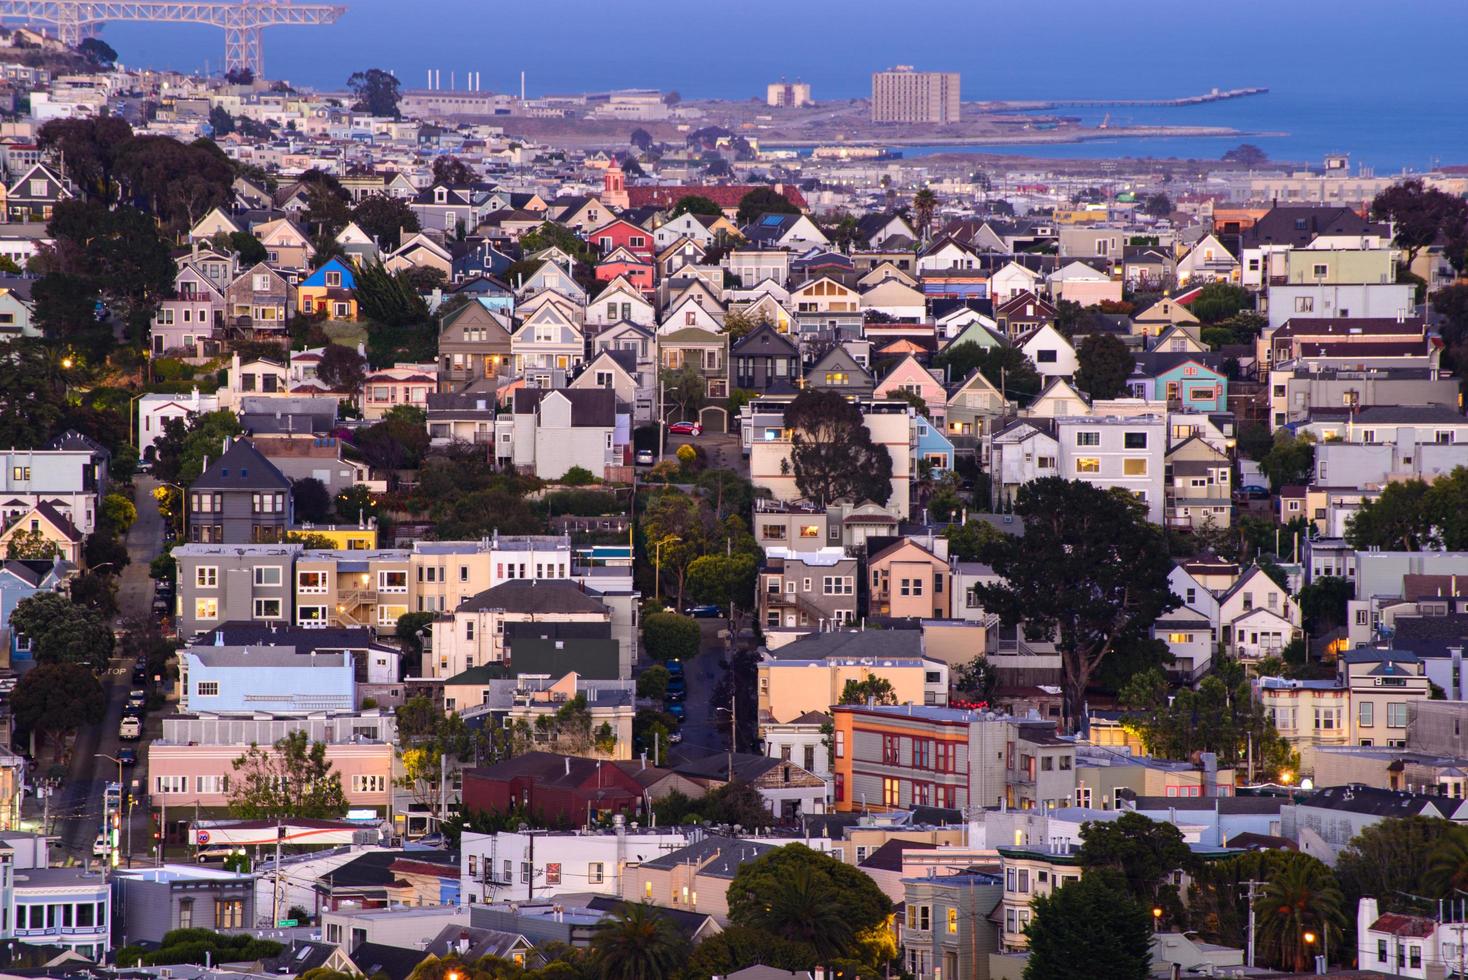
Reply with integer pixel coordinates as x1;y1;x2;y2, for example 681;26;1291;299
288;522;378;551
1051;208;1109;224
0;502;83;564
296;258;359;319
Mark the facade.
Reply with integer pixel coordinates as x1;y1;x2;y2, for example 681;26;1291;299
113;866;258;944
871;67;960;123
187;438;294;544
173;542;303;640
757;547;859;630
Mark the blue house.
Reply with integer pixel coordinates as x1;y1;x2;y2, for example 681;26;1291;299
913;415;956;473
1130;353;1229;413
181;646;354;714
3;558;70;664
298;257;359;319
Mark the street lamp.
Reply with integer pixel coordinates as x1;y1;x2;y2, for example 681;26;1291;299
652;534;682;604
95;753;129;869
1153;906;1164;933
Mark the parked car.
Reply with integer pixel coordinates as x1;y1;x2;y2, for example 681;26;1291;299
667;421;702;436
131;664;148;685
93;833;109;859
635;448;656;466
668;730;684;744
126;689;146;709
1236;484;1270;500
666;702;686;723
686;604;721;618
665;660;684;677
117;748;136;767
665;677;686;703
118;716;141;740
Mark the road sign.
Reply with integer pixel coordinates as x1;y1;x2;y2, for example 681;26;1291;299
276;919;298;928
196;830;210;845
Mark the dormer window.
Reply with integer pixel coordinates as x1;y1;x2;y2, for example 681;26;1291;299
325;271;341;287
435;188;447;203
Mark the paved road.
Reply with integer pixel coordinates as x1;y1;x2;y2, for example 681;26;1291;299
664;620;733;767
46;476;163;865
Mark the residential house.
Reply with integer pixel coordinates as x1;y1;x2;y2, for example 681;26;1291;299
362;364;436;420
497;388;622;481
5;163;68;222
658;327;729;428
994;291;1055;340
0;442;108;536
437;300;514;392
511;304;586;380
868;536;952;619
758;547;859;631
806;346;875;398
186;438;294;544
225;262;295;336
1018;323;1079;379
172;542;303;640
384;232;454;278
254;217;315;272
1219;565;1302;662
1047;260;1122;306
731;323;801;394
945;368;1015;455
1164;435;1233;532
0;502;82;564
296;257;358;319
586;277;656;330
874;354;948;426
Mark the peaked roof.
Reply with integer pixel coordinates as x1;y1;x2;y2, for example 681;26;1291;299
457;578;608;616
731;321;799;357
190;438;291;491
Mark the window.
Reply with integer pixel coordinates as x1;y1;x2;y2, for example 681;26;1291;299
253;598;283;619
197;681;220;697
882;734;900;764
823;576;854;595
215;900;245;930
1075;457;1101;474
297;570;328;593
254;565;282;587
298;605;327;625
1378;940;1388;964
1359;702;1374;727
1123;458;1148;476
545;863;561;886
947;906;959;934
1124;432;1147;449
196;566;218;588
177;898;192;930
1388;703;1408;729
883;777;900;806
936;741;956;772
1294;296;1315;313
352;774;387;793
155;775;187;794
197;774;228;793
906;904;931;931
1075;431;1100;447
589;862;605;884
799;524;820;538
835;730;845;758
195;598;218;620
1036;349;1058;363
378;570;408;592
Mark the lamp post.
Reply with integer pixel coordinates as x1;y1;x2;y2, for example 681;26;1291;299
94;753;128;869
156;480;187;538
652;534;681;604
1153;906;1164;933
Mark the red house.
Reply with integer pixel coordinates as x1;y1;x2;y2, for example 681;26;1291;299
596;246;655;293
587;218;654;263
462;751;647;824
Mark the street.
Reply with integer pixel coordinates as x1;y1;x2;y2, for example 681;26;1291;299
42;475;163;865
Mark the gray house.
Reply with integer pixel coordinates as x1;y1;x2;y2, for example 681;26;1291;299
188;438;294;544
805;345;875;398
902;871;1003;980
113;865;257;945
172;542;302;640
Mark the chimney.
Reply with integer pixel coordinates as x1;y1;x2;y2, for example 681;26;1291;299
564;756;570;776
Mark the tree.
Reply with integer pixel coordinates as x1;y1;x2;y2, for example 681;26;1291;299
5;528;58;560
1222;144;1268;167
102;492;137;534
208;105;235;136
686;553;755;623
590;902;687;980
229;730;348;820
932;342;1041;405
1297;575;1354;634
669;194;721;218
352;195;419;251
1258;431;1315;492
1256;857;1345;972
727;844;891;964
660;363;705;421
1372;179;1468;267
912;187;938;242
643;612;699;662
736;187;798;225
77;37;117;67
11;662;104;754
114;137;236;234
1426;466;1468;549
1346;478;1435;550
1074;333;1133;400
224;67;255;85
973;479;1177;731
347;68;402;119
1189;282;1253;324
1119;664;1295;774
1079;812;1193;907
1142;192;1172;217
1425;825;1468;899
683;926;816;979
944;520;1008;562
636;664;670;702
839;676;897;705
10;592;112;669
1336;816;1455;918
629;128;653;152
954;656;999;702
355;260;431;328
1024;872;1150;980
317;343;367;392
292;477;332;524
38;116;133;201
228;231;268;265
431;155;475;185
783;388;893;507
355;406;430;471
152;410;243;485
118;930;283;968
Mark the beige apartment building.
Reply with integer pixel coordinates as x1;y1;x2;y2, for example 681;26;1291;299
293;549;414;633
871;67;960;124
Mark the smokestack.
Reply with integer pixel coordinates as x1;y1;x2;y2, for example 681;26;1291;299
426;68;431;90
520;70;526;102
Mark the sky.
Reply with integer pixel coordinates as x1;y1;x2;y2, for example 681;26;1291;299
95;1;1468;168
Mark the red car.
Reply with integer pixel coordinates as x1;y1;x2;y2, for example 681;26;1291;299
668;421;702;436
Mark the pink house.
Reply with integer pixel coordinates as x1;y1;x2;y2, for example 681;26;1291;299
146;740;393;816
873;353;949;425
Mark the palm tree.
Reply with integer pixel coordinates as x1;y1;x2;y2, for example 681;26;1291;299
1426;826;1468;897
590;902;686;980
912;187;939;243
1256;857;1345;972
741;863;854;959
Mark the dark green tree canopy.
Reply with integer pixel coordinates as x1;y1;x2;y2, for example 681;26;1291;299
1023;872;1151;980
1079;811;1194;905
1074;332;1134;400
347;68;402;119
727;843;892;961
932;342;1041;405
783;388;893;507
736;187;799;225
670;194;722;217
973;479;1177;730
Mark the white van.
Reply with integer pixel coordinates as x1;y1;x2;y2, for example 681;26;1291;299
118;716;141;741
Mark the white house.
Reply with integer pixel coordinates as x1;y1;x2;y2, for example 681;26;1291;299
1018;323;1079;378
138;389;220;459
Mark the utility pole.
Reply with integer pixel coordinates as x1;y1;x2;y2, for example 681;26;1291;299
272;820;284;927
1242;879;1266;968
438;751;448;830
